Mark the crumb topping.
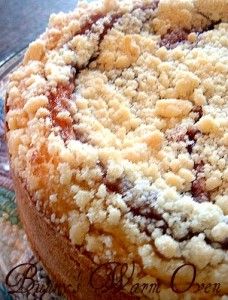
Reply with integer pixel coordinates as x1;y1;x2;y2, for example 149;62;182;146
6;0;228;295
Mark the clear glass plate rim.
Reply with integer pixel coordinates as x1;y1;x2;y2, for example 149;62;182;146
0;47;26;81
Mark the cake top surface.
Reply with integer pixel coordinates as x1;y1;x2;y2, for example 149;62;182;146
6;0;228;295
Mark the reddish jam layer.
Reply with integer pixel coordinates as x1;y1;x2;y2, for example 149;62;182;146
186;127;200;154
80;13;105;34
160;29;190;49
160;20;221;50
166;105;208;202
221;238;228;250
48;83;75;141
129;200;163;222
99;13;122;41
186;106;203;153
192;106;203;122
191;161;210;202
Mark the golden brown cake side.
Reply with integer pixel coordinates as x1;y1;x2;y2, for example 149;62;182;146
12;171;138;300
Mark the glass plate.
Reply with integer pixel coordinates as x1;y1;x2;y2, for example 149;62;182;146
0;48;65;300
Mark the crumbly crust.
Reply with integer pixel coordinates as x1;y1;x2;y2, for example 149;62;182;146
6;0;228;297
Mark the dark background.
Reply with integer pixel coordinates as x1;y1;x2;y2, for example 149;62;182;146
0;0;77;64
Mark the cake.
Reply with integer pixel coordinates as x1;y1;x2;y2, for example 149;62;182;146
5;0;228;299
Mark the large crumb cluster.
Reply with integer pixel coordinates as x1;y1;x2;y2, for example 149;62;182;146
6;0;228;298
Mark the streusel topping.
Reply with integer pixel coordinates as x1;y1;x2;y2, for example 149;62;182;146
6;0;228;296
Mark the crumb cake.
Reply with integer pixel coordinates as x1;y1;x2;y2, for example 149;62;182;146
5;0;228;299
